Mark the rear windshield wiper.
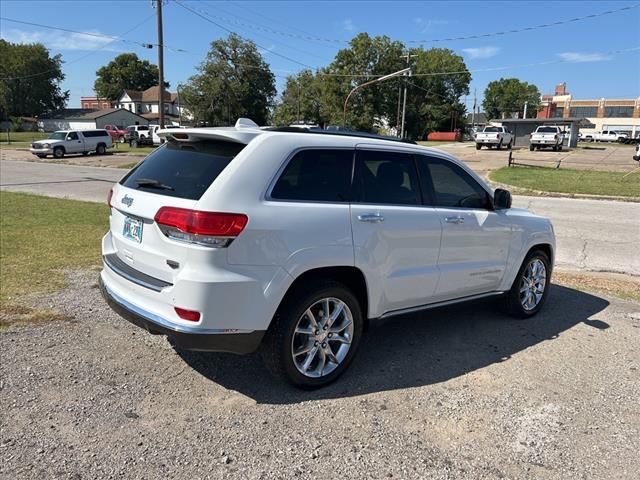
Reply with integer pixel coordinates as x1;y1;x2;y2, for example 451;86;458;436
135;178;174;191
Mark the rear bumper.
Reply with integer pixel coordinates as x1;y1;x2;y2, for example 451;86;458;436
99;276;265;354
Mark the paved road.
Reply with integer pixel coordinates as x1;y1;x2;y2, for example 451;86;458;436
2;160;639;275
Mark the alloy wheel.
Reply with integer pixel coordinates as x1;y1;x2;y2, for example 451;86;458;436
519;259;547;311
291;297;354;378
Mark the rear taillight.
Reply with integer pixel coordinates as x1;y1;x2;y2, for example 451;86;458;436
154;207;248;248
174;307;200;322
107;188;113;207
529;133;533;139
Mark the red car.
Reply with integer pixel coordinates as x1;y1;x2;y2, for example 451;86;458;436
103;124;129;143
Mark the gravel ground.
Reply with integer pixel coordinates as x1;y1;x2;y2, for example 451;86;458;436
1;270;639;479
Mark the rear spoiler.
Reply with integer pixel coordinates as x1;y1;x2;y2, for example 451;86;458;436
157;118;264;145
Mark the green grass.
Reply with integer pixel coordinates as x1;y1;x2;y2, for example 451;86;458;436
490;166;640;197
0;131;48;143
109;143;157;154
0;191;108;308
0;142;31;149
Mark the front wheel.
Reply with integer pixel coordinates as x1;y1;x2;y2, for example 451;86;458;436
503;250;551;318
53;147;64;159
476;143;482;150
261;280;363;389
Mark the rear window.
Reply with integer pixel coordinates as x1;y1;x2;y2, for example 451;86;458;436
82;130;109;137
120;140;245;200
483;127;500;132
271;149;353;202
537;127;558;133
137;126;149;131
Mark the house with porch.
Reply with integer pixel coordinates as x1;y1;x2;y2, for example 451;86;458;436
113;86;187;125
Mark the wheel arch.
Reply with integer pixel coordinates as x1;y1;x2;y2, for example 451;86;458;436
279;266;370;328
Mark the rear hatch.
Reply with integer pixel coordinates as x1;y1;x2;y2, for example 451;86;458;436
108;138;247;284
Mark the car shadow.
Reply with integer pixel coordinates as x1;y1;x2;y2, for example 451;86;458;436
175;285;609;404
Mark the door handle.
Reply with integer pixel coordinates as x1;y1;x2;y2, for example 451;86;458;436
358;213;384;223
445;216;464;224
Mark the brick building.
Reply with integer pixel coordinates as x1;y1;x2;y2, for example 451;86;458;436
538;83;640;138
80;96;112;109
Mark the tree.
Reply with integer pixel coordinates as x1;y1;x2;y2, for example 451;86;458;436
483;78;541;120
0;40;68;119
181;34;276;126
272;34;471;139
94;53;161;101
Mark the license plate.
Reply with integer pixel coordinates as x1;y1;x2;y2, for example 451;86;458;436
123;216;143;243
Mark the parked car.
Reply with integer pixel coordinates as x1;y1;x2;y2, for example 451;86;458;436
149;125;185;145
475;126;513;150
29;129;112;159
529;126;566;151
104;124;129;143
586;130;630;143
100;118;556;389
126;125;151;139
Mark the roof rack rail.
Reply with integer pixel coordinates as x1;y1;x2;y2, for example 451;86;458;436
262;126;417;145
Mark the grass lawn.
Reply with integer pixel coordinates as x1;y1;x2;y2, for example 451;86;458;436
0;142;31;149
109;143;157;155
490;166;640;197
0;131;48;143
0;191;108;310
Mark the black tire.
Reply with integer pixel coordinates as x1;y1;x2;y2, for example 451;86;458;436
529;144;534;151
496;141;502;150
82;152;88;156
507;141;512;150
475;143;481;150
53;147;64;159
261;279;363;389
96;144;106;155
36;154;46;158
503;249;551;318
558;145;563;151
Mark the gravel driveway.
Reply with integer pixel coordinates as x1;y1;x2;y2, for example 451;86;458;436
1;270;639;479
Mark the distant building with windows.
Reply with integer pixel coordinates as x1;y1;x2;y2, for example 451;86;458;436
537;83;640;138
80;96;112;110
113;86;186;125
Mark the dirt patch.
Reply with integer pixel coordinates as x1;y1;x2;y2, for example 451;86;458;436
554;269;640;303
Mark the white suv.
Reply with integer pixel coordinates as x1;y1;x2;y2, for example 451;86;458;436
100;119;555;388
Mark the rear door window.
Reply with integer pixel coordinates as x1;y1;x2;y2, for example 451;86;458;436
353;150;421;205
120;140;245;200
270;149;353;202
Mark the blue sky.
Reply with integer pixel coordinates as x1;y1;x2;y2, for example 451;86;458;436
1;0;639;110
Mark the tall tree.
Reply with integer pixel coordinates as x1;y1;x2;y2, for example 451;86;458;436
181;34;276;126
94;53;161;101
0;40;68;119
483;78;541;120
273;70;324;126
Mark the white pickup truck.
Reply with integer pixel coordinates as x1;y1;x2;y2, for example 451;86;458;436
29;129;113;159
475;126;513;150
583;130;629;143
529;126;566;151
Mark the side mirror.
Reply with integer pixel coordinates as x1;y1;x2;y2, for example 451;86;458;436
494;188;512;209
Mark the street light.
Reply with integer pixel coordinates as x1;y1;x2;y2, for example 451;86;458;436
343;67;411;128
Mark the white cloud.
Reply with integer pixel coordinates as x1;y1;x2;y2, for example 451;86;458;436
413;18;450;34
557;52;612;63
341;18;355;32
0;28;118;51
461;46;500;59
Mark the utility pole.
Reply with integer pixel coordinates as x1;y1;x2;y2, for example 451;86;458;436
399;51;417;138
471;88;476;129
523;100;528;119
155;0;165;129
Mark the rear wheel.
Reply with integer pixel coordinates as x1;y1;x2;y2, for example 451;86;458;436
118;135;125;143
476;143;481;150
507;140;512;150
496;141;502;150
529;144;534;151
261;280;363;389
96;144;106;155
53;147;64;159
503;250;551;318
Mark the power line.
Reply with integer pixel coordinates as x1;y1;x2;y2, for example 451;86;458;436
0;14;156;81
163;3;640;46
174;0;315;69
0;16;188;52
